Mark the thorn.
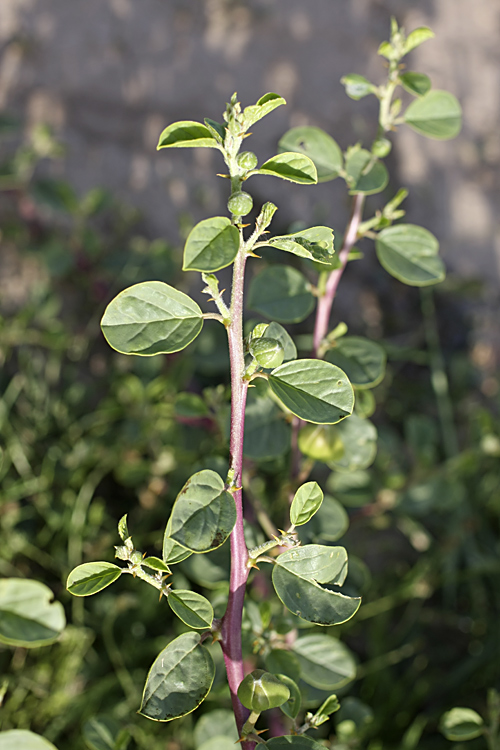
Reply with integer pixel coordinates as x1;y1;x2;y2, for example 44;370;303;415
247;560;260;570
220;289;226;295
247;252;261;259
238;223;251;228
207;297;215;303
159;590;163;601
216;173;231;178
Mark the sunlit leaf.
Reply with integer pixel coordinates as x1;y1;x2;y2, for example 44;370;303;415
439;708;484;742
290;482;324;526
168;590;214;629
183;217;239;272
0;731;59;750
243;92;286;129
376;223;445;286
253;152;317;184
248;266;315;324
157;121;220;149
404;90;462;140
0;579;65;648
262;226;335;265
67;562;122;597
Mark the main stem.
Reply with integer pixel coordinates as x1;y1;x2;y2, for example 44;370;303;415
220;245;252;743
313;193;365;355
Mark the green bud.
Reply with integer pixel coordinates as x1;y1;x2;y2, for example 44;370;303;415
249;337;284;369
114;545;129;561
130;550;143;565
227;191;253;217
237;670;290;712
237;151;258;170
371;138;392;158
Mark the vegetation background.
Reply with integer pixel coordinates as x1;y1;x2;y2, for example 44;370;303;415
0;2;499;750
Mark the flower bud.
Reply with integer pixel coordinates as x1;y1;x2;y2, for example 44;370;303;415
237;670;290;712
371;137;392;158
227;191;253;217
249;337;284;369
237;151;258;170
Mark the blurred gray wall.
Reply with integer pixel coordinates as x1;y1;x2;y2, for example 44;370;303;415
1;0;499;283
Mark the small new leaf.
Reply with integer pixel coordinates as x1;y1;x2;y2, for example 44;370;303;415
118;514;129;542
157;121;220;149
290;482;324;526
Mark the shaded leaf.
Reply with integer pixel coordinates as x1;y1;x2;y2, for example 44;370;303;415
67;562;122;597
376;224;445;286
276;675;302;720
290;482;324;526
0;579;65;648
345;147;388;195
139;632;215;721
298;495;349;544
439;708;484;742
248;265;315;324
298;424;344;463
254;152;317;184
326;336;386;389
243;392;291;461
194;709;239;749
399;72;431;97
404;90;462;140
265;649;301;680
101;281;204;355
168;470;236;553
183;217;239;272
328;414;378;472
263;322;297;361
157;121;219;149
82;715;124;750
278;126;343;182
269;359;354;425
168;590;214;629
293;634;356;689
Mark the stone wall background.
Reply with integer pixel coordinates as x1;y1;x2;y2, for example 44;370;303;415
0;0;499;285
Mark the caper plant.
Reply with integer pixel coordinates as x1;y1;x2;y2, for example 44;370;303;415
66;20;462;750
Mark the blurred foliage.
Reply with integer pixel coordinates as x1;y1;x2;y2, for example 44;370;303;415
0;115;499;750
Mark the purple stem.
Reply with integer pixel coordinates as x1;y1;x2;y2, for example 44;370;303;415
313;193;365;355
220;248;253;746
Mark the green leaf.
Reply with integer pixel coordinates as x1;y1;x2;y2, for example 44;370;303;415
336;697;374;734
325;336;386;389
313;694;340;725
0;731;59;750
183;217;239;273
399;72;431;97
298;424;344;463
376;223;445;286
266;738;326;750
278;126;343;182
0;579;65;648
404;90;462;140
404;27;435;54
377;41;394;60
117;514;129;542
293;634;356;689
162;536;193;565
263;322;297;361
298;495;349;544
254;152;317;184
175;392;209;418
101;281;204;356
290;482;324;526
275;545;348;585
328;414;378;472
269;359;354;425
262;226;335;265
168;590;214;629
353;388;376;419
439;708;484;741
265;649;301;680
142;556;171;572
194;710;239;749
248;266;315;324
204;118;226;144
139;632;215;721
243;392;291;461
341;74;376;100
243;92;286;129
276;675;302;720
157;121;219;149
67;562;122;597
272;551;360;625
345;147;389;195
167;470;236;553
82;715;123;750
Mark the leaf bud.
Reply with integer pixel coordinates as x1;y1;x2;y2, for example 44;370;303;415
227;191;253;217
237;151;258;170
237;670;290;712
249;323;269;341
130;550;143;565
371;138;392;158
249;337;284;369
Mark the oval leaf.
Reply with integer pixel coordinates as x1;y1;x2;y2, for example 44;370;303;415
276;545;348;585
298;424;344;463
0;731;59;750
292;634;356;689
290;481;324;526
263;322;297;362
249;266;315;324
82;716;122;750
67;562;122;597
404;26;435;54
168;590;214;629
263;226;335;265
399;72;431;97
0;579;66;648
167;469;236;553
269;359;354;425
439;708;484;741
266;738;326;750
243;392;291;461
275;675;302;720
404;90;462;140
162;535;193;565
101;281;203;356
272;555;360;626
142;556;171;572
328;414;378;472
157;121;219;149
139;632;215;721
326;336;386;389
254;152;317;184
278;126;343;182
183;217;240;272
345;147;388;195
376;223;445;286
243;92;286;129
341;74;376;100
297;495;349;544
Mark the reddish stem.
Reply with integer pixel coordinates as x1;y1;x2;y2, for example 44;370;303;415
313;193;365;356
